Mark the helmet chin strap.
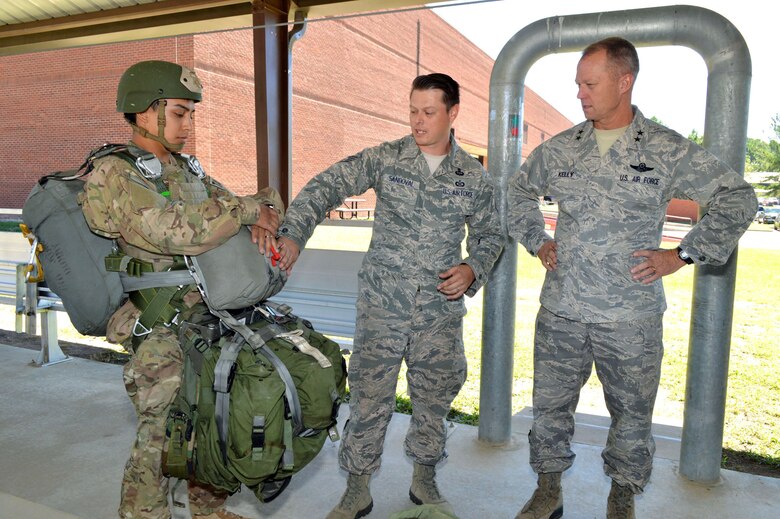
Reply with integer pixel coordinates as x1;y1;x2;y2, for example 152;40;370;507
130;100;185;153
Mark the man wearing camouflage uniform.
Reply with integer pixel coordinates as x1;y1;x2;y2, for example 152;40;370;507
276;73;503;519
81;60;283;519
508;38;756;519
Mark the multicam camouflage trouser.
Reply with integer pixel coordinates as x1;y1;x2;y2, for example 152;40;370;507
119;326;229;518
529;307;664;493
339;303;467;475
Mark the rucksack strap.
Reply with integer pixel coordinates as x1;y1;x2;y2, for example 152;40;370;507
214;336;244;464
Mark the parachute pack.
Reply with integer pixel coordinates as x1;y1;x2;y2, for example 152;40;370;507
163;303;347;502
21;144;287;336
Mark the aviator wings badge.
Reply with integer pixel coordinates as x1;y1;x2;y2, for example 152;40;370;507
630;162;654;173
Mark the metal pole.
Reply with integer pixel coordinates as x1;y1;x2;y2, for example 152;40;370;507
33;308;71;367
482;6;751;482
15;263;25;333
25;277;37;335
479;243;516;444
253;0;291;205
287;10;307;204
478;76;524;444
679;39;752;482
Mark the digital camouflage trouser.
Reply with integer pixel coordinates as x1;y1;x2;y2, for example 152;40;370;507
529;307;664;493
339;303;467;475
119;326;229;518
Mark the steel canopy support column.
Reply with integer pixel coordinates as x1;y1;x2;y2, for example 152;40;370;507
482;6;750;483
478;84;523;445
253;0;290;206
679;43;752;482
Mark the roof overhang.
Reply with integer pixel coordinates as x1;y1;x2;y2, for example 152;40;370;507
0;0;430;57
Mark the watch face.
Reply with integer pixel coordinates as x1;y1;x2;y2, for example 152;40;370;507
677;247;693;264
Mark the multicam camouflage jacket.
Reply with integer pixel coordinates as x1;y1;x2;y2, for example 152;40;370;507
81;146;283;341
508;107;757;323
279;134;504;319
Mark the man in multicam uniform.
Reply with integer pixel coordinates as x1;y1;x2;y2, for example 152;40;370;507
81;60;283;519
508;38;757;519
275;73;504;519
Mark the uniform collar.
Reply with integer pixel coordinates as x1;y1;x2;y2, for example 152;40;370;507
571;106;648;146
403;132;464;176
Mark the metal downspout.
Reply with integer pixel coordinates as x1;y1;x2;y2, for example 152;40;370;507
287;10;307;204
480;5;750;484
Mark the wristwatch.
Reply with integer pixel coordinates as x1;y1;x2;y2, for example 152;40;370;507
676;246;694;265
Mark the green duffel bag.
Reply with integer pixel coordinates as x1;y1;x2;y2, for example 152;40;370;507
162;305;347;502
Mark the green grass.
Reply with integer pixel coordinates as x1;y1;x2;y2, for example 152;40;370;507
308;222;780;473
0;221;22;232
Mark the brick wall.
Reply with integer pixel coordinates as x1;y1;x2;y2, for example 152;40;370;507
0;38;197;207
0;9;571;209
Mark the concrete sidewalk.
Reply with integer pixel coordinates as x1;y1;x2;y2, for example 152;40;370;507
1;343;778;519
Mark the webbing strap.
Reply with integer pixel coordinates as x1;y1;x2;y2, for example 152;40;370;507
130;285;183;332
214;337;244;464
120;270;195;291
277;330;332;368
282;417;294;470
211;308;304;435
251;416;265;461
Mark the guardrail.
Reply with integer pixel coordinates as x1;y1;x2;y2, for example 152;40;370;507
0;260;71;366
0;249;364;367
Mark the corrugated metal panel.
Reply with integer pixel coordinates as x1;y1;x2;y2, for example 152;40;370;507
0;0;161;26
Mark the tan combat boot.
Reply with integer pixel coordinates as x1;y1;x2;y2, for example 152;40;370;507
606;480;636;519
192;510;249;519
409;462;454;513
326;473;373;519
515;472;563;519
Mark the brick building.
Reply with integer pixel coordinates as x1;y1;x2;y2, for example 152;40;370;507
0;9;571;209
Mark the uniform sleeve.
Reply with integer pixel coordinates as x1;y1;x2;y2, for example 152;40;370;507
507;147;553;255
207;178;285;221
82;157;265;256
463;172;505;296
279;147;381;249
669;143;757;265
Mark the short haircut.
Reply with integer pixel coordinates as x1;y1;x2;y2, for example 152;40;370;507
582;37;640;79
411;73;460;111
123;99;160;125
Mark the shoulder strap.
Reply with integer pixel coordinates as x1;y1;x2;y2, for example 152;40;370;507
38;143;129;186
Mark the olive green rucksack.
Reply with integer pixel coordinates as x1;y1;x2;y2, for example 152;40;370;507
162;303;347;502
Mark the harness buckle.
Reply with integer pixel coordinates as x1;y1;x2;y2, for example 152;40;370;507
164;310;181;328
132;319;153;337
135;154;162;180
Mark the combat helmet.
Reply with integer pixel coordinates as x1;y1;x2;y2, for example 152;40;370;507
117;60;202;151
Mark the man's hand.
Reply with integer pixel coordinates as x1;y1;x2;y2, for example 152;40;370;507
631;248;686;285
537;240;558;271
254;204;279;234
437;264;476;301
250;205;280;255
276;236;300;275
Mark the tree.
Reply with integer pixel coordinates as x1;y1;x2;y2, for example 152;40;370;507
745;138;770;172
755;116;780;196
687;129;703;145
